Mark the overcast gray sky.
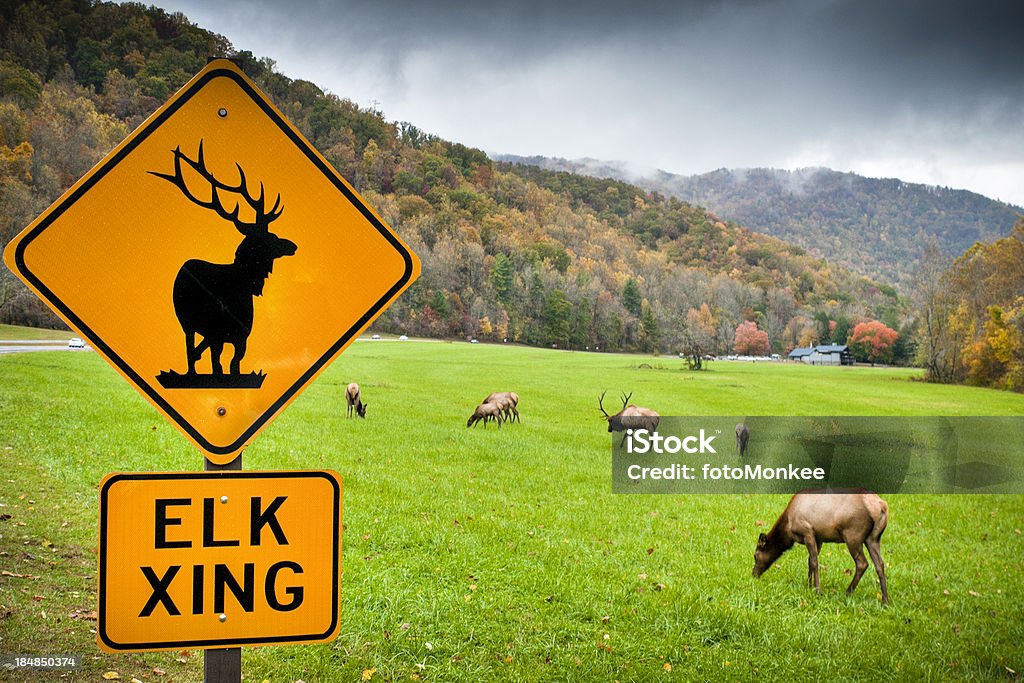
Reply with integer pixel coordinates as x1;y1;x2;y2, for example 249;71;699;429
156;0;1024;206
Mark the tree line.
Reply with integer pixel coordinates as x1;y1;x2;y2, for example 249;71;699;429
914;222;1024;391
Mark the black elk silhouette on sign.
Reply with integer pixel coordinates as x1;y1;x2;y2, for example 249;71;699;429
152;142;297;389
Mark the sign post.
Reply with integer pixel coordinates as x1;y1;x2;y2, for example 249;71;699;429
5;58;419;681
203;455;242;681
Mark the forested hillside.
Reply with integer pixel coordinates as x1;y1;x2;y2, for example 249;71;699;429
1;0;902;358
500;156;1021;287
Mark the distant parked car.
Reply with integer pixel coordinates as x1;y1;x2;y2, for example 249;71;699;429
470;339;479;344
67;337;86;349
371;334;381;340
399;335;408;341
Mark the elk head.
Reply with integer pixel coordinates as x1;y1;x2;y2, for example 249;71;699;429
149;141;297;294
599;390;633;433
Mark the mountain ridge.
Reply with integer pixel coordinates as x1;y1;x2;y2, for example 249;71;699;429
496;155;1021;286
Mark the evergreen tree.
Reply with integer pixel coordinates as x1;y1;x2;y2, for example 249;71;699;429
622;278;642;316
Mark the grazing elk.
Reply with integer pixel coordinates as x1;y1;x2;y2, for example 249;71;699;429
150;141;297;377
483;391;520;423
736;423;750;456
467;402;503;428
345;382;366;418
753;489;889;604
599;391;660;434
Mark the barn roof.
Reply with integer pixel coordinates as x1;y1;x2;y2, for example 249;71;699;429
815;344;849;353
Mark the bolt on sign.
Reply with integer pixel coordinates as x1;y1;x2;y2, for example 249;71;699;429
3;59;419;463
98;471;342;652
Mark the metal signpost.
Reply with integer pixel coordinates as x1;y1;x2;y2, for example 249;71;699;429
3;59;419;681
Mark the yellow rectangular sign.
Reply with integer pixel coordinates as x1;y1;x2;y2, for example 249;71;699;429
98;471;342;652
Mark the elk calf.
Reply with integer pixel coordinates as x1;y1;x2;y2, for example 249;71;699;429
753;489;889;604
483;391;520;423
345;382;366;418
467;402;503;428
736;423;750;456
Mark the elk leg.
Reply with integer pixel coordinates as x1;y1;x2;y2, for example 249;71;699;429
191;336;212;374
804;537;820;592
845;540;869;595
229;339;246;375
513;406;520;423
210;342;225;375
865;537;889;605
184;331;198;374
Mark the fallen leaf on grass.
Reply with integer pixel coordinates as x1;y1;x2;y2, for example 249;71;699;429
663;662;673;672
1;570;38;579
152;668;166;676
969;590;981;597
361;668;376;681
102;672;120;680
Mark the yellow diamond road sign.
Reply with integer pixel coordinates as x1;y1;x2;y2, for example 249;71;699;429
98;470;342;651
3;60;419;463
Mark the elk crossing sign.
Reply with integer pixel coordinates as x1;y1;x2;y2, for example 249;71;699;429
97;471;342;652
3;59;419;463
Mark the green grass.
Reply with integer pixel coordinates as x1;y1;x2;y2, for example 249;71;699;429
1;341;1022;681
0;323;74;341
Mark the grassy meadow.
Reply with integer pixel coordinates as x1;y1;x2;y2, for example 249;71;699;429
1;337;1023;681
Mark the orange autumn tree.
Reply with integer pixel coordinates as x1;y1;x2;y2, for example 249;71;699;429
734;320;769;355
848;320;899;364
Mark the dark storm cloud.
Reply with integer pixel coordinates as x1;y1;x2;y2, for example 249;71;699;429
159;0;1024;203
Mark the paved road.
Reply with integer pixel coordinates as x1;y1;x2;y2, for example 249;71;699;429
0;341;90;355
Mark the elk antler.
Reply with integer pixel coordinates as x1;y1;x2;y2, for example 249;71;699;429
149;140;283;234
621;392;632;409
599;390;610;418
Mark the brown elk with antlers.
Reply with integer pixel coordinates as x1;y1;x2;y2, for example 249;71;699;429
150;141;297;378
599;391;660;434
